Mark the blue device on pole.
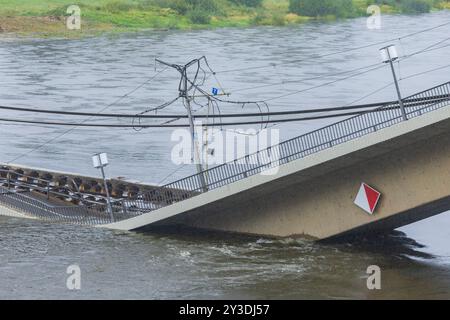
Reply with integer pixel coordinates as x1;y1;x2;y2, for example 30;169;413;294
212;88;219;96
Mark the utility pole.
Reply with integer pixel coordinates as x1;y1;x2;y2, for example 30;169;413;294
380;45;408;121
156;58;208;191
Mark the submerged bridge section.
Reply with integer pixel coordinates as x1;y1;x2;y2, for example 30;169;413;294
1;82;450;240
0;164;193;224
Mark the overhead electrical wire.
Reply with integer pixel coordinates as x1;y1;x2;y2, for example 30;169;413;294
259;37;450;103
1;87;448;129
147;56;273;130
231;37;450;96
232;80;398;136
0;95;447;128
0;94;445;118
1;36;448;121
214;20;450;74
400;63;450;81
0;64;448;131
141;37;450;131
5;67;169;164
402;36;450;60
1;64;449;130
179;36;449;109
0;109;393;127
227;62;382;94
2;22;449;163
262;64;387;102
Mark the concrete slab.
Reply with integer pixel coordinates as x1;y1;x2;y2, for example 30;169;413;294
102;102;450;239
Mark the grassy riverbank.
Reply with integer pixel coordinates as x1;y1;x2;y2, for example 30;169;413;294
0;0;449;37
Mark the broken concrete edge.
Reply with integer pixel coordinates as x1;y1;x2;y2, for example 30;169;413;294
100;103;450;233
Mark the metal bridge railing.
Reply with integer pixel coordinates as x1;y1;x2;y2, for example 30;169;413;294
0;169;138;224
0;168;93;203
0;186;106;224
0;163;159;223
1;82;449;224
142;82;450;209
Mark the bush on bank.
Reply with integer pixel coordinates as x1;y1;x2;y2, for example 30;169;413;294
1;0;448;36
288;0;356;18
288;0;438;17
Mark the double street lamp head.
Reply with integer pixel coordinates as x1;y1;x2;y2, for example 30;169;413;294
92;152;109;169
380;44;399;63
379;45;408;121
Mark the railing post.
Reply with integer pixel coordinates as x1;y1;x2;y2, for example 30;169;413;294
122;201;128;216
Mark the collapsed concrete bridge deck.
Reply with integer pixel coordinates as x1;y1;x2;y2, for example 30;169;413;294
1;82;450;240
102;83;450;240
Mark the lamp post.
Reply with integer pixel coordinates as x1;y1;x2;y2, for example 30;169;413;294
92;152;114;222
380;45;408;121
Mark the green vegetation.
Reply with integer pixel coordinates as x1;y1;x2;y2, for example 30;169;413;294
289;0;449;18
369;0;437;14
0;0;448;37
289;0;357;18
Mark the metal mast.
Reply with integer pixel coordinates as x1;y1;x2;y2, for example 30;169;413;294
156;58;208;191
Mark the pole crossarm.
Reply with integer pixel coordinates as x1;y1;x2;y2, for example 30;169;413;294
155;57;210;191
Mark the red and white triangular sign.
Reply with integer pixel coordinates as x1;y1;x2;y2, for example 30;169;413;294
354;183;381;215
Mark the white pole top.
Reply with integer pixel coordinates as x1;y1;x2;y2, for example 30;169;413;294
380;45;399;63
92;153;109;168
